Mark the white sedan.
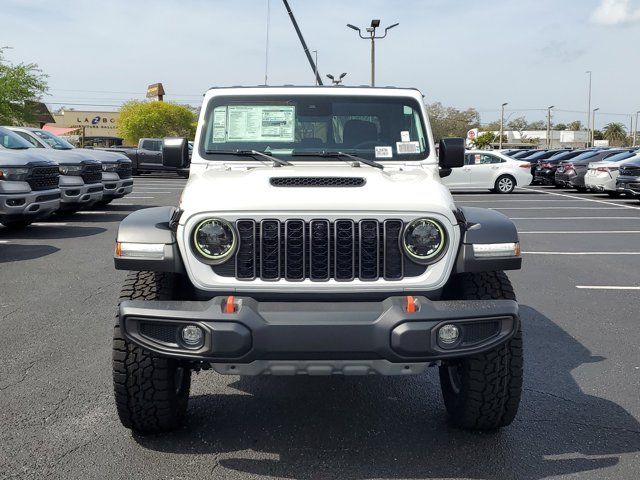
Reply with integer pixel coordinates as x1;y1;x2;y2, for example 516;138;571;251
441;150;533;193
585;150;640;196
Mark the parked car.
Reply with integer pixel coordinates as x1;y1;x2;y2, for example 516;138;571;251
101;138;189;177
442;150;532;193
0;149;61;228
585;150;640;196
534;150;592;186
112;86;524;434
8;127;134;205
522;149;570;178
510;149;543;159
555;149;633;191
616;157;640;198
0;127;104;212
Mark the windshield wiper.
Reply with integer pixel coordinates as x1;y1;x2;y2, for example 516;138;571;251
204;149;291;167
292;151;384;170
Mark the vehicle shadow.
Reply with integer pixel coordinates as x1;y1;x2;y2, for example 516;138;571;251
96;204;150;212
134;306;640;479
0;225;106;240
0;244;59;263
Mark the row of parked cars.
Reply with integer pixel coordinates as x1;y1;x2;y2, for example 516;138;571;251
0;126;134;228
497;147;640;198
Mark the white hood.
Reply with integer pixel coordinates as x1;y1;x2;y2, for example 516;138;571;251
180;164;456;222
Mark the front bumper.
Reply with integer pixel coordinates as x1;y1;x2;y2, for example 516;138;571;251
616;175;640;196
119;296;519;374
0;187;61;221
60;180;104;208
102;173;134;199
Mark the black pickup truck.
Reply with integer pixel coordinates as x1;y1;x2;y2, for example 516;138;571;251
100;138;190;177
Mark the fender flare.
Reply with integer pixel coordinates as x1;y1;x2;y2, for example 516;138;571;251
114;206;185;273
454;206;522;273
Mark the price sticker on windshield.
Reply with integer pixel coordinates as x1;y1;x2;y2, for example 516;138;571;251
375;146;393;158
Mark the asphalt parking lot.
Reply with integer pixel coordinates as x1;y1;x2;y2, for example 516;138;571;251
1;176;639;480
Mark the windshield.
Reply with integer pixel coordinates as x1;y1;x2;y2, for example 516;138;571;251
605;151;636;163
549;150;585;161
33;129;75;150
570;150;599;161
200;94;429;161
0;127;34;150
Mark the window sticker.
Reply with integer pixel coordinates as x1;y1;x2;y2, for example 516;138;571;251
400;130;410;142
375;146;393;158
396;141;420;154
474;154;481;164
225;105;295;142
213;107;227;142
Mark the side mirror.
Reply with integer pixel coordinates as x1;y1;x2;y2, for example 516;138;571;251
438;137;465;169
162;137;190;168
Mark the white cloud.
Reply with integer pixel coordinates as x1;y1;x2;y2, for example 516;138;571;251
590;0;640;25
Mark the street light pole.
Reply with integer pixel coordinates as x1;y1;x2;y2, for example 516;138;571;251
347;20;398;87
547;105;554;148
591;107;599;146
312;50;318;86
500;102;508;149
634;110;639;147
586;71;592;147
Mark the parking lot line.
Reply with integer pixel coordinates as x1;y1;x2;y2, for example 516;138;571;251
132;191;171;193
75;211;108;214
520;230;640;234
519;186;640;210
576;285;640;290
125;196;154;199
0;240;8;243
523;251;640;255
31;222;69;226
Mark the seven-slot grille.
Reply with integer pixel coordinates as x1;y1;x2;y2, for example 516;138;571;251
232;219;409;281
619;166;640;176
27;166;59;191
81;163;103;184
116;163;133;179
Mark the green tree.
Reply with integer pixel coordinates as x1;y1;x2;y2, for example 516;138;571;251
553;123;567;131
602;122;627;146
118;100;196;144
471;131;496;149
427;102;480;141
527;120;546;130
0;48;48;125
567;120;583;131
507;116;528;140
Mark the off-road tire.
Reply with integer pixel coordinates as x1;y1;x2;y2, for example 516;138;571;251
113;271;192;434
439;271;523;430
493;175;516;194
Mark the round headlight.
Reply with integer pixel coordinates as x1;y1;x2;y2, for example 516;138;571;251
192;218;236;263
403;218;446;263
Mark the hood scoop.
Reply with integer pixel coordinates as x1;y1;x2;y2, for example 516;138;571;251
270;176;366;187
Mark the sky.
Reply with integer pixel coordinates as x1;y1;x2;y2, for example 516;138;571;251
2;0;640;130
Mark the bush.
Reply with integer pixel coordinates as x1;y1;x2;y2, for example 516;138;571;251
118;101;196;145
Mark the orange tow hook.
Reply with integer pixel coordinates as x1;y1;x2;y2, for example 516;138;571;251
406;295;418;313
224;295;237;313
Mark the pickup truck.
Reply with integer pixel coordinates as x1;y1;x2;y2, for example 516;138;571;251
102;138;190;177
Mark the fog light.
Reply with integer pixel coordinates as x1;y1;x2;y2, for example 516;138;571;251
438;324;460;345
181;325;204;348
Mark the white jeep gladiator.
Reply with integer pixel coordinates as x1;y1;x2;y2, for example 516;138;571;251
113;86;523;434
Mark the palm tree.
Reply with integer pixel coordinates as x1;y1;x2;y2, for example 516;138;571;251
602;122;627;146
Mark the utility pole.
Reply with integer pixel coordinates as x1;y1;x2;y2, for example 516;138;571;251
591;107;599;146
547;105;554;148
634;110;639;147
586;71;592;147
500;102;508;149
347;20;398;86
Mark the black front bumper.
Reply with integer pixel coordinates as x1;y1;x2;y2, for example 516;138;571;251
534;169;556;185
616;175;640;196
119;296;519;363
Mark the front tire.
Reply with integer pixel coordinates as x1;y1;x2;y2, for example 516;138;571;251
493;175;515;194
439;271;523;430
113;271;192;434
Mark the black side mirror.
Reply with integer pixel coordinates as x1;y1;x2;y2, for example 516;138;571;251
438;137;465;169
162;137;189;168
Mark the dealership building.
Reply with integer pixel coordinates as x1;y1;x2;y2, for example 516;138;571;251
44;109;122;147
